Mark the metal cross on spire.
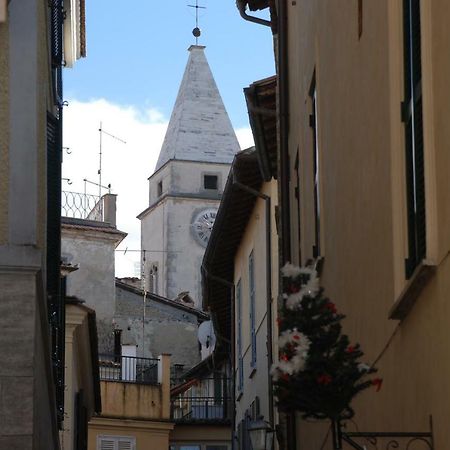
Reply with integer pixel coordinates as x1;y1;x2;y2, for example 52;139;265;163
188;0;206;45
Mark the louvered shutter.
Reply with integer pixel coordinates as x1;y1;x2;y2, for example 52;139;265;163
47;112;64;426
98;438;115;450
249;252;256;368
403;0;425;278
118;439;134;450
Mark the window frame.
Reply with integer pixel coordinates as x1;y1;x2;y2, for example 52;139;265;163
96;435;136;450
204;174;219;190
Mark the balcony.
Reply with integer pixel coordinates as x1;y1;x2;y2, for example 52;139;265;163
170;377;231;424
99;354;159;385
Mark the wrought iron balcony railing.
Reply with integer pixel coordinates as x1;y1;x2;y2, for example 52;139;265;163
171;396;231;422
170;377;232;422
99;354;159;385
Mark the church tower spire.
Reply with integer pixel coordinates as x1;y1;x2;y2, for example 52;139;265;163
139;45;240;308
155;45;240;171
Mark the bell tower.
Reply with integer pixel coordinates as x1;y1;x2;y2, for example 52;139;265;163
138;45;240;308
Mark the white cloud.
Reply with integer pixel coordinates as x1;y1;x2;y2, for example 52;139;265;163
63;98;168;277
63;98;255;278
236;127;255;150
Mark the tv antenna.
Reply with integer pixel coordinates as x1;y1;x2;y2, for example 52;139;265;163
98;122;126;199
188;0;206;45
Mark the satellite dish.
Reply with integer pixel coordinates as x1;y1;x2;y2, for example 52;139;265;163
198;320;216;350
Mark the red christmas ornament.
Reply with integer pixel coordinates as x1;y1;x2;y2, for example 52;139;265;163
372;378;383;392
325;302;337;314
281;354;290;362
346;345;355;354
293;334;300;341
288;284;300;294
317;374;332;385
281;373;290;381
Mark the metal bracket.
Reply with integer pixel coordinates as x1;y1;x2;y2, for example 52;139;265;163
332;417;434;450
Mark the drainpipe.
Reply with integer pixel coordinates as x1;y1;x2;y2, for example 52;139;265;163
276;1;298;448
201;265;237;448
278;0;291;266
236;0;272;27
232;173;275;429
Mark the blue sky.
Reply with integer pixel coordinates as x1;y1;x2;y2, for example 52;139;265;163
64;0;275;129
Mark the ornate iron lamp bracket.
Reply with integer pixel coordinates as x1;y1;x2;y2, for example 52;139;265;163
332;417;434;450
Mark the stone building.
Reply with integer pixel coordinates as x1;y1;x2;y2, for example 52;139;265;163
115;279;208;368
138;45;240;308
62;194;127;354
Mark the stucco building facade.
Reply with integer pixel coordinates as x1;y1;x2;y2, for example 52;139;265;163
238;0;450;448
0;1;85;448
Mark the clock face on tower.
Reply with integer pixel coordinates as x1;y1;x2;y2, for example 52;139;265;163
192;208;218;247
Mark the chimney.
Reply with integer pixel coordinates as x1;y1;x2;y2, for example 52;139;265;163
102;193;117;227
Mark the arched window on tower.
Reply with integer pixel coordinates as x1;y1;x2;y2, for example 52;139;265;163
148;263;159;295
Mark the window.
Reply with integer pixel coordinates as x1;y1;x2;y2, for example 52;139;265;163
249;251;256;369
148;263;158;294
157;180;163;197
309;74;321;258
236;280;244;392
403;0;425;279
204;174;218;190
97;436;135;450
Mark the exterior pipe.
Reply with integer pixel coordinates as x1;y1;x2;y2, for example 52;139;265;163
236;0;272;27
276;0;298;447
278;0;291;265
232;174;275;429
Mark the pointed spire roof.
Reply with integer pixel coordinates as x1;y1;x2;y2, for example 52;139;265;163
155;46;240;171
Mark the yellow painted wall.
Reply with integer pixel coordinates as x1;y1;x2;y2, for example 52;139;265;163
233;180;279;424
284;1;450;448
88;417;173;450
170;424;230;443
100;381;163;420
0;19;8;244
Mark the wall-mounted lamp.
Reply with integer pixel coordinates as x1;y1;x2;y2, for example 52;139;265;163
248;416;275;450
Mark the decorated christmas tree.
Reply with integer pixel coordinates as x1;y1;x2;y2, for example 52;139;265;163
272;263;381;420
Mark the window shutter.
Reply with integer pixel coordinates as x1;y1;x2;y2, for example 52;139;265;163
47;112;64;427
249;252;257;368
403;0;425;278
98;439;115;450
118;440;133;450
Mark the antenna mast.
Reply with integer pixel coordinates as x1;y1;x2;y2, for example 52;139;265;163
98;122;126;199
